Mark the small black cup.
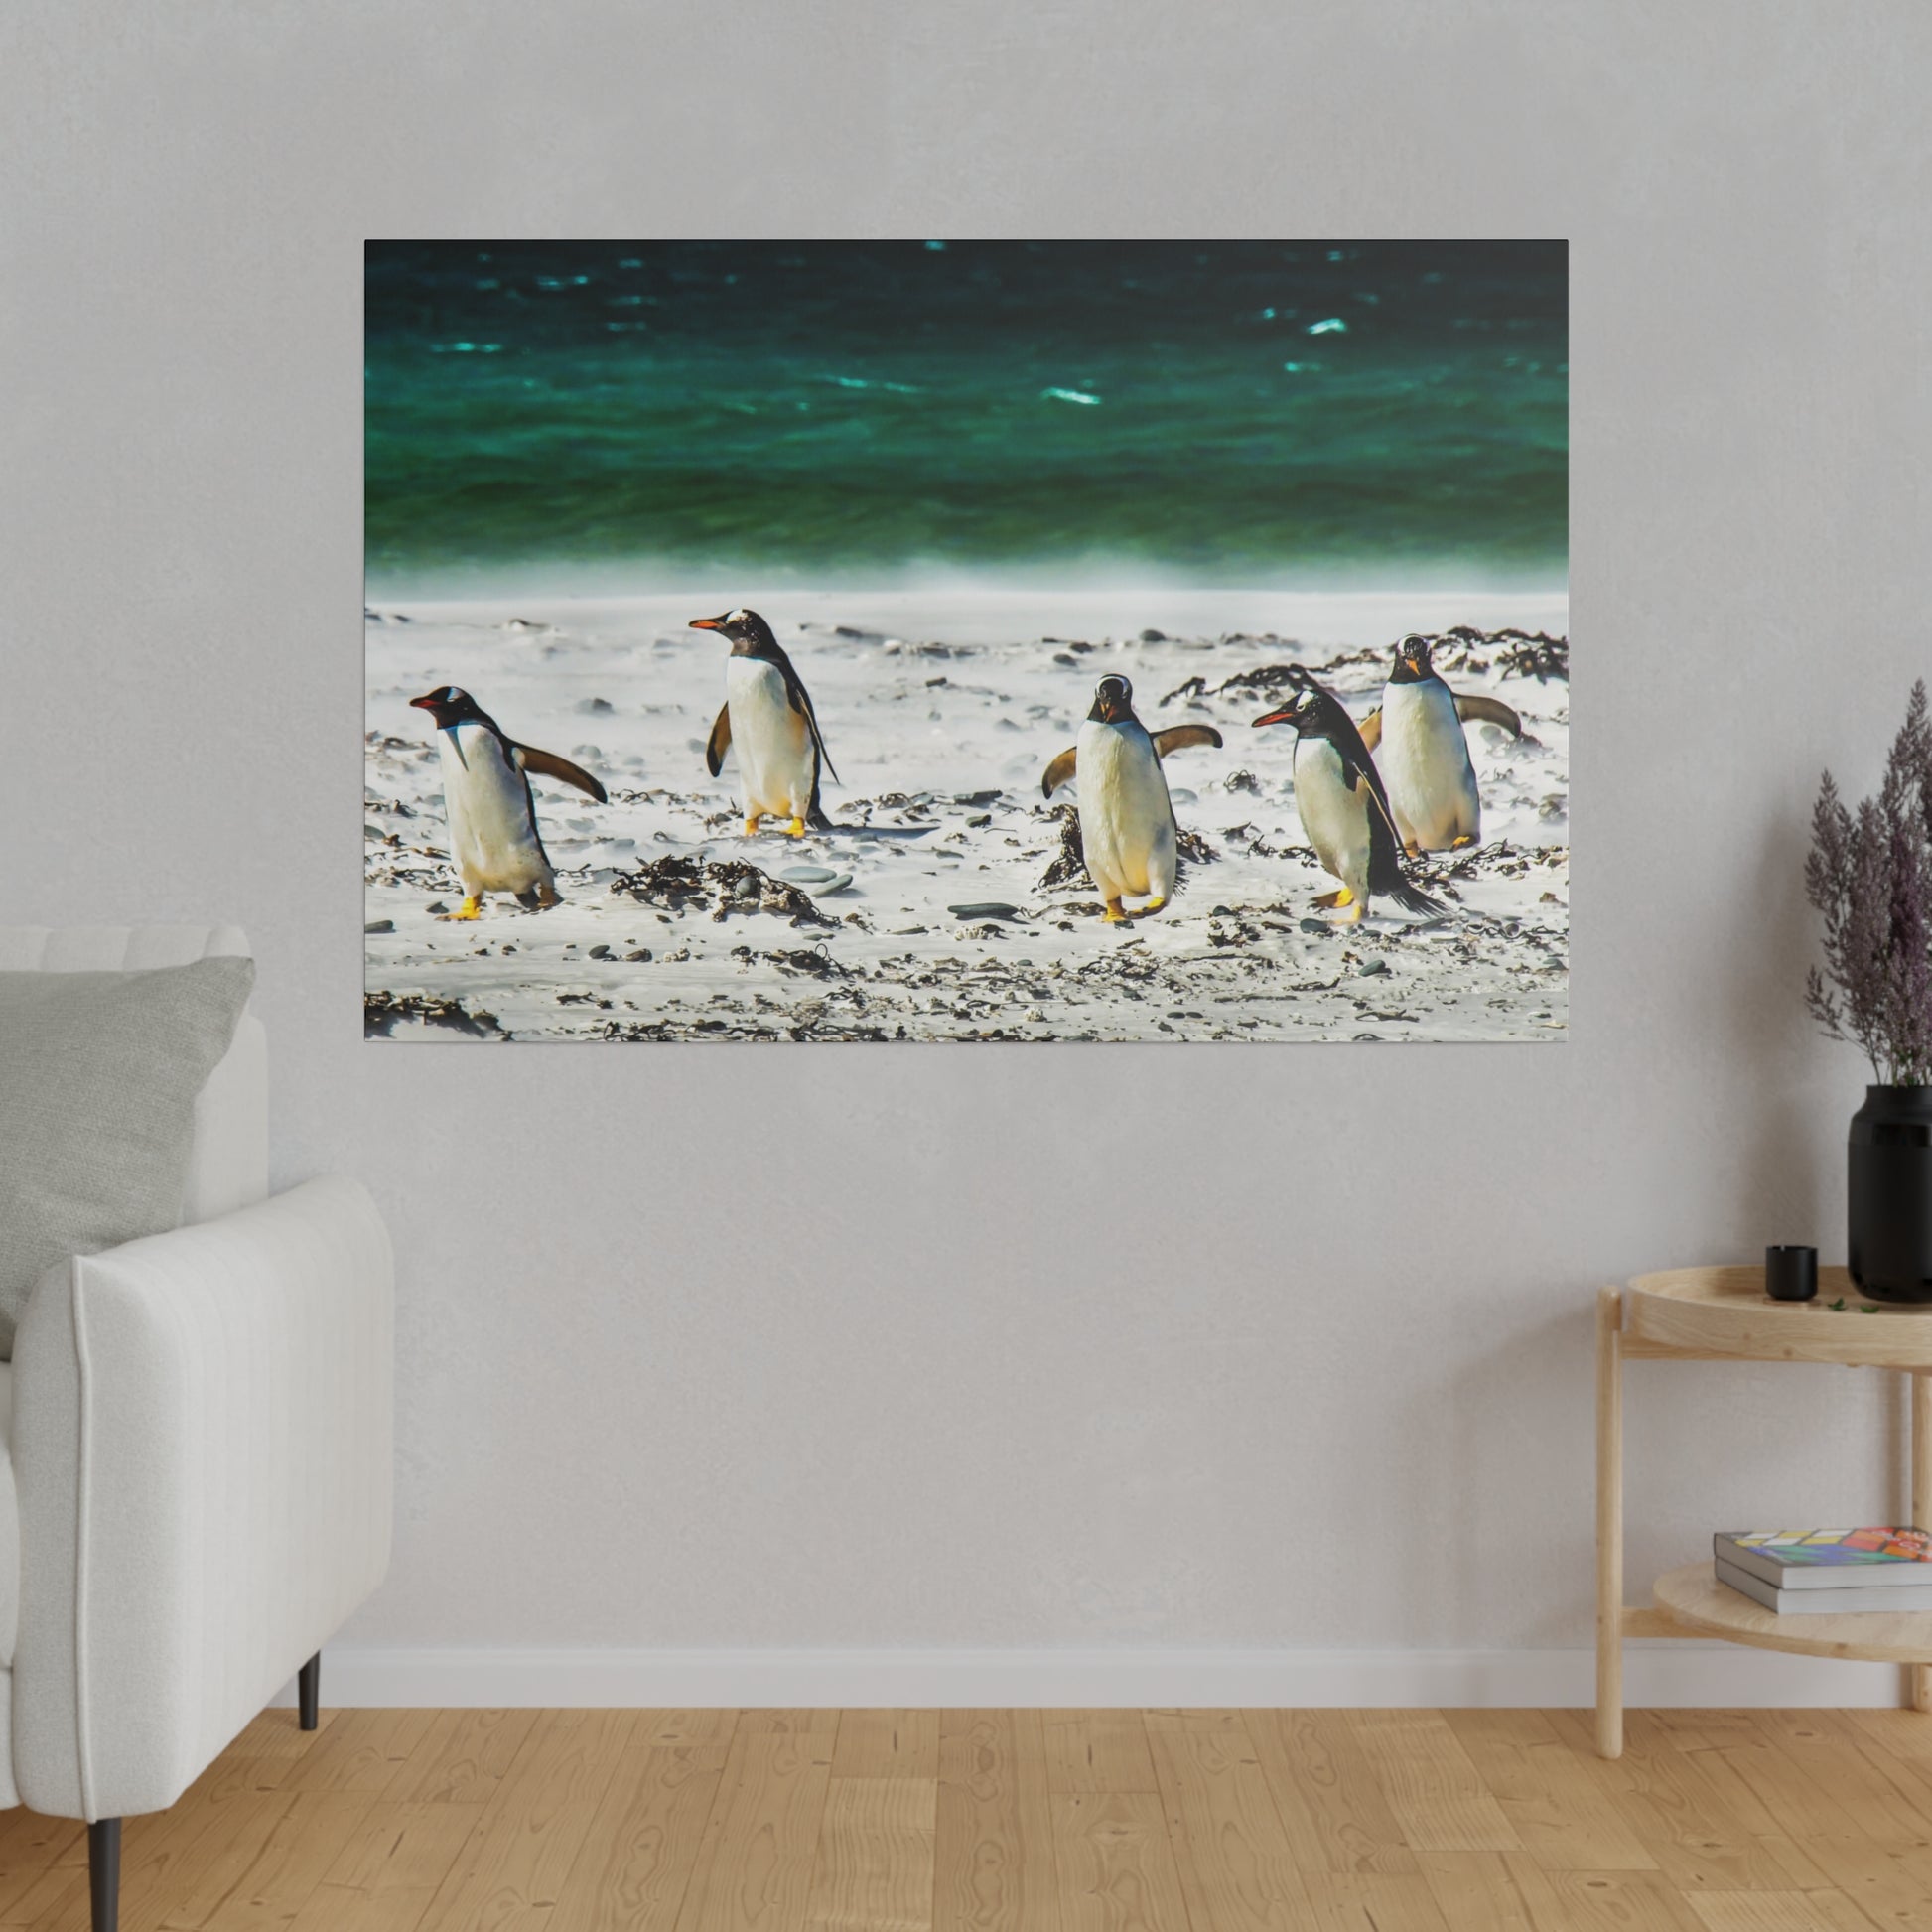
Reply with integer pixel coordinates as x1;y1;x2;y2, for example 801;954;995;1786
1766;1245;1819;1302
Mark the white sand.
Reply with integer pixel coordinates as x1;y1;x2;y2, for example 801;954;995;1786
364;589;1568;1042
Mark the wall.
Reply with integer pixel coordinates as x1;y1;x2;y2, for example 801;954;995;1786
6;0;1929;1703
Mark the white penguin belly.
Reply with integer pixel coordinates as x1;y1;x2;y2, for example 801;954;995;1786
1294;737;1371;899
1380;680;1478;850
1077;719;1175;901
727;657;814;818
438;724;551;894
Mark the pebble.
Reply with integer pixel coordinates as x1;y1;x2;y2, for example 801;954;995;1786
815;873;854;894
624;948;653;962
780;866;840;884
364;919;394;934
1357;958;1390;977
1169;788;1198;805
1299;918;1327;934
948;901;1021;920
733;877;759;900
426;901;449;915
588;943;613;959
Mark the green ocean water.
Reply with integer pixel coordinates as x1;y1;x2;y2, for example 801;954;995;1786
365;240;1566;584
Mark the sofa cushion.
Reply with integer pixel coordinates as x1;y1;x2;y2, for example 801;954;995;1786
0;958;255;1357
0;1361;16;1666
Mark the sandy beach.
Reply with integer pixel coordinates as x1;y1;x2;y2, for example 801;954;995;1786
364;589;1568;1042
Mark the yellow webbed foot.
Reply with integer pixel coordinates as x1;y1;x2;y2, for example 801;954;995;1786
1332;887;1355;907
1340;899;1367;925
1103;898;1131;924
536;882;562;909
1139;896;1169;917
743;814;762;838
787;816;807;838
1312;890;1344;910
441;896;483;922
1450;834;1477;850
1404;840;1423;859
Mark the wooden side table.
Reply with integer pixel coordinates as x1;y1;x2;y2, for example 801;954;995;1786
1596;1266;1932;1759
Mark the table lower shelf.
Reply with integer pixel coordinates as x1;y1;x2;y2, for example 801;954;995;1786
1648;1562;1932;1664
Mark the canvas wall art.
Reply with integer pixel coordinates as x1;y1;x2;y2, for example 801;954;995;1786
364;240;1568;1042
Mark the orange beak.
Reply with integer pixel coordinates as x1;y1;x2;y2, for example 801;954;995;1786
1253;705;1296;728
688;616;723;631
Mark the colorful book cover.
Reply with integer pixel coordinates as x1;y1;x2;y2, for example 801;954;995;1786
1721;1528;1932;1567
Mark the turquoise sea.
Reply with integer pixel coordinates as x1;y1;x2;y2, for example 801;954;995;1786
364;240;1566;586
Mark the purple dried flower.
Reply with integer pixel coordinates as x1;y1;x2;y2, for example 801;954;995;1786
1808;681;1932;1084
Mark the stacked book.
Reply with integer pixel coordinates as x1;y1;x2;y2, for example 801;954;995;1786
1716;1528;1932;1613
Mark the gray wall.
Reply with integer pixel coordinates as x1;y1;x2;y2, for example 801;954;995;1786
5;0;1927;1658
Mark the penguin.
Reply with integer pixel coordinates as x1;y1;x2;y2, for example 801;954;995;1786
1364;633;1499;854
408;686;607;919
1039;676;1221;922
1252;685;1445;923
688;608;838;837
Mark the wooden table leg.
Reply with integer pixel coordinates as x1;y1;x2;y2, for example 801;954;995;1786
1914;1371;1932;1714
1597;1286;1624;1757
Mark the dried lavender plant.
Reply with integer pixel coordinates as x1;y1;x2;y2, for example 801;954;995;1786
1806;680;1932;1084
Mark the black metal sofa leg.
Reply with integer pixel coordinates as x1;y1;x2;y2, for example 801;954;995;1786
298;1651;321;1731
89;1818;120;1932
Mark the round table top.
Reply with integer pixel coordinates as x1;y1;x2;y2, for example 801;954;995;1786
1625;1265;1932;1367
1653;1561;1932;1663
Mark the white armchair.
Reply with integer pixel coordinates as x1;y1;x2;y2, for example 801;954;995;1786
0;926;393;1932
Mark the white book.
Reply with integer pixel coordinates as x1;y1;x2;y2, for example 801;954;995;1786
1716;1557;1932;1616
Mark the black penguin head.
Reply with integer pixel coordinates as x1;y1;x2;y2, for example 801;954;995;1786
410;684;486;730
1088;675;1136;725
1251;686;1334;738
689;607;778;655
1391;633;1437;683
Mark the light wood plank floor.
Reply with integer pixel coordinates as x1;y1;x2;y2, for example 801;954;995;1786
5;1707;1932;1928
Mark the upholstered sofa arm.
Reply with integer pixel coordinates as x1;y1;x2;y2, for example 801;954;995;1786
9;1176;393;1820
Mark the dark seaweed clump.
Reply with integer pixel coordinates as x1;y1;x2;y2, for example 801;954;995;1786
610;856;836;927
364;990;506;1039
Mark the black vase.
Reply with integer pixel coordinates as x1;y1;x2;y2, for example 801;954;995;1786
1849;1085;1932;1303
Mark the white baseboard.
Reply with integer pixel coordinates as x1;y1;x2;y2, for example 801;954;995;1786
273;1644;1914;1710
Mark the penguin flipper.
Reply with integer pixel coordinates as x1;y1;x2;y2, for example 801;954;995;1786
513;744;608;804
1150;725;1223;759
1361;776;1447;916
705;704;733;777
1041;747;1078;798
1454;692;1523;738
777;659;840;787
1357;708;1383;753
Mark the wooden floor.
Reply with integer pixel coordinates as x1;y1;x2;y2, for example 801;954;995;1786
4;1708;1932;1929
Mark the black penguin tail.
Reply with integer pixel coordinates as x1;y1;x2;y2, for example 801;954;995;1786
1382;875;1448;918
807;801;837;832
